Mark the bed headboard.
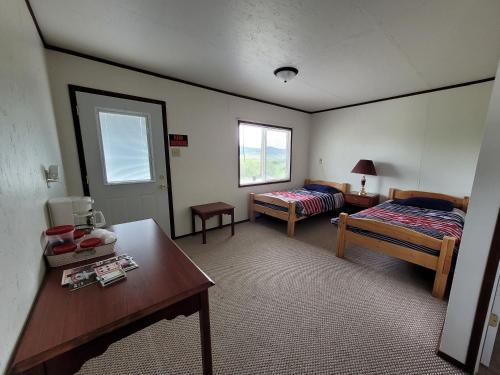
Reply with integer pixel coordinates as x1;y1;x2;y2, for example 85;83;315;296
388;188;469;212
304;179;349;193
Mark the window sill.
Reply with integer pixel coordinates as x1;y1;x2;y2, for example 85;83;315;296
238;179;291;188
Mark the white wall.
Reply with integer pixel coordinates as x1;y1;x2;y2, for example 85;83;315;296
45;51;311;237
309;83;492;198
440;64;500;364
0;1;67;372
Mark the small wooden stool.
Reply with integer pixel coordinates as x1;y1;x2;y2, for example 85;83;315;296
190;202;235;244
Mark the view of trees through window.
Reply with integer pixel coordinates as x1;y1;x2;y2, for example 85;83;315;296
239;122;291;186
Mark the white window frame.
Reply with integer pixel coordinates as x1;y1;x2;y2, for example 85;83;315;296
238;120;292;187
95;107;156;185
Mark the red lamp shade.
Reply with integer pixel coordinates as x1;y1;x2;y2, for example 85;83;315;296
351;159;377;176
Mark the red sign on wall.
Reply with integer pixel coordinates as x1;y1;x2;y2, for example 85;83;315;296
169;134;188;147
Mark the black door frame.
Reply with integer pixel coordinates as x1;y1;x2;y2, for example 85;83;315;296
464;208;500;372
68;84;176;239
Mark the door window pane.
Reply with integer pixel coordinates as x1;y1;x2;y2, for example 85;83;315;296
98;111;154;184
238;122;292;186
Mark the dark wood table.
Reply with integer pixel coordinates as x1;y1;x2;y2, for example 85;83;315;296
8;219;214;375
191;202;235;244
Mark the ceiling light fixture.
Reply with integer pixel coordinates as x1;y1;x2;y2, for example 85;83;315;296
274;67;298;83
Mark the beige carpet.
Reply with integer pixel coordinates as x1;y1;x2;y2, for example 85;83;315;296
78;215;464;374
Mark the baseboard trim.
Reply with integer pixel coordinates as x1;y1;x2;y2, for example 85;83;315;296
437;350;469;373
174;219;250;240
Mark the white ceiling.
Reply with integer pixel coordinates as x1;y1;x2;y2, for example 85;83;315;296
31;0;500;112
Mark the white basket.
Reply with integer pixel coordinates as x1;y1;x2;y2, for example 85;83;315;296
44;240;116;268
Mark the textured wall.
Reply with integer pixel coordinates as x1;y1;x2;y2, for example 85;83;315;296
46;50;311;237
0;1;66;372
309;82;492;199
440;65;500;365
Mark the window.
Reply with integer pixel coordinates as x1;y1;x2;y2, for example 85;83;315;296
238;121;292;186
97;110;154;184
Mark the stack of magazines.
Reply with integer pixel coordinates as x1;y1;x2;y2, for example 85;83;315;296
61;254;139;290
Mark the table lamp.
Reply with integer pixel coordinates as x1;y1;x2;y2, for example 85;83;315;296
351;159;377;196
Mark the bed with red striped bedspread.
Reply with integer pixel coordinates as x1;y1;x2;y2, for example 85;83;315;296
331;200;465;256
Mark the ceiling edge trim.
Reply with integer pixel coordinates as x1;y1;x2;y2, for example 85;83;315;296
45;44;312;113
25;0;47;46
24;0;496;115
311;77;495;114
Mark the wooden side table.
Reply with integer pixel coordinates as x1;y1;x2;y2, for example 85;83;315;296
344;192;380;213
191;202;235;244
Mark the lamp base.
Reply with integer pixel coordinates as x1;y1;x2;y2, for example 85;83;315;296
359;175;367;195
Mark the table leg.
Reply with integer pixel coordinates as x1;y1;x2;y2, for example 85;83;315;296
202;217;206;244
219;214;223;228
231;209;235;236
199;290;213;375
191;211;196;235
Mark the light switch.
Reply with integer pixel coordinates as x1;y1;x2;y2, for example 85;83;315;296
171;148;181;157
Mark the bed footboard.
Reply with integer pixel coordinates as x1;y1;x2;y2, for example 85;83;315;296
249;193;297;236
432;236;455;299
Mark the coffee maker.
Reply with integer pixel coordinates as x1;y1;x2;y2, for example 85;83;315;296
48;196;106;229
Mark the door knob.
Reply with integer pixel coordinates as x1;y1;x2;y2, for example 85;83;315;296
159;183;167;190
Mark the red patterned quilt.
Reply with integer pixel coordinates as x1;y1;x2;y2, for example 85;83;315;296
258;188;344;216
331;200;466;255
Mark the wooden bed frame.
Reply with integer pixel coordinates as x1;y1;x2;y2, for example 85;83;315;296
249;179;349;237
335;188;469;299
